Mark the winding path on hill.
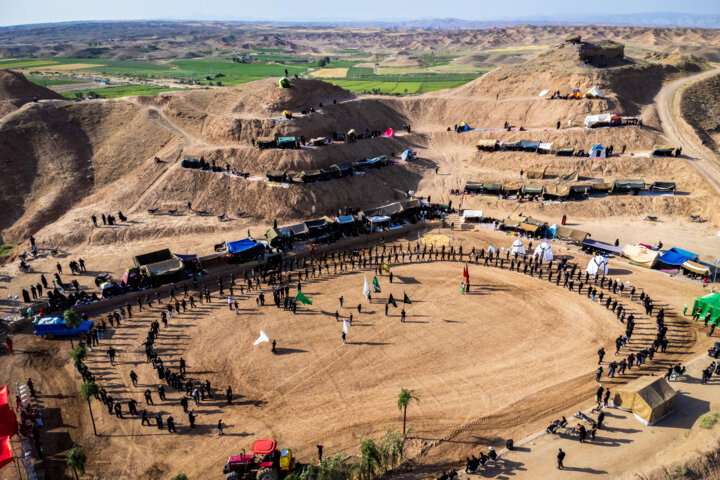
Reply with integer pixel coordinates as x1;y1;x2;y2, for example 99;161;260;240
656;66;720;195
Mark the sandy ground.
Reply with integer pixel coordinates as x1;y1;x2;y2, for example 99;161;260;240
0;227;712;479
452;352;720;479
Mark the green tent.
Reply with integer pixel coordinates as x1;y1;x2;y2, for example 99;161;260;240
279;77;291;88
693;293;720;325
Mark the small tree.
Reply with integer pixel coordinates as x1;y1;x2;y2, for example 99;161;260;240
67;444;87;479
80;381;100;436
171;475;189;480
64;309;81;348
70;345;87;366
397;388;419;436
359;438;381;480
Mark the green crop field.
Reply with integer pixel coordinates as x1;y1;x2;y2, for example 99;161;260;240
61;85;184;99
346;67;375;77
28;77;82;86
327;79;469;94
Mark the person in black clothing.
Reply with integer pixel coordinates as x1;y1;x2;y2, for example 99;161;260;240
155;413;163;430
128;398;138;416
597;347;605;364
226;386;233;404
167;416;177;433
188;410;196;428
557;448;565;469
141;410;151;426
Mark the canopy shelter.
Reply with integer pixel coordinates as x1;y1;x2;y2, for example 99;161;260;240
476;139;498;151
401;150;415;161
651;145;675;157
0;435;12;470
585;86;604;98
503;184;521;195
334;215;355;232
537;142;553;154
0;387;7;412
613;376;676;425
586;255;609;275
584;114;620;128
309;136;330;146
526;167;547;180
456;122;471;132
649;182;676;193
281;110;292;118
589;144;606;158
319;165;341;181
300;169;321;183
464;182;483;193
543;184;571;200
277;136;297;149
503;214;525;229
227;238;262;255
500;141;518;150
622;244;660;269
569;183;592;198
556;147;575;157
534;242;553;261
483;183;503;194
591;182;612;194
133;249;184;278
336;162;353;177
569;229;590;244
522;184;544;195
265;227;284;248
583;239;623;256
612;179;645;192
683;261;710;276
257;137;276;149
0;409;17;438
658;247;699;267
510;239;526;255
518;140;540;151
266;170;286;182
383;128;395;137
461;210;483;223
693;293;720;325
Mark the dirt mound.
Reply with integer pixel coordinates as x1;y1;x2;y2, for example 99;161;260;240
137;78;354;119
681;73;720;150
0;69;64;117
453;41;708;116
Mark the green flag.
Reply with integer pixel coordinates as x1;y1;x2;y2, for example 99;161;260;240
296;291;312;305
373;276;381;293
388;294;397;308
403;292;411;304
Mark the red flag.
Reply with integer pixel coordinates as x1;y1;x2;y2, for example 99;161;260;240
463;264;469;283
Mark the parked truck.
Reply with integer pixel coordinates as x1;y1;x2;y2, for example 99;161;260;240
33;316;93;339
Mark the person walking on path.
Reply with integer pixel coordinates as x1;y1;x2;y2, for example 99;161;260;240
557;449;565;469
188;410;196;429
167;416;177;433
107;347;116;366
595;366;603;382
226;386;233;404
218;419;224;435
597;347;605;364
144;389;153;405
130;370;138;387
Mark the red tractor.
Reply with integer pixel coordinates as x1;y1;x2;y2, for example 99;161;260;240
223;439;296;480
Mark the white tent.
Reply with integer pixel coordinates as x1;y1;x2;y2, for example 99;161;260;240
587;255;609;275
487;245;497;254
461;210;483;223
538;142;553;153
510;239;526;255
539;89;549;97
534;242;554;261
584;114;613;128
586;86;604;98
589;144;606;158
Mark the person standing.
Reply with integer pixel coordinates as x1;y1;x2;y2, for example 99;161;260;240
218;419;224;436
130;370;138;387
188;410;196;429
226;386;233;405
597;347;605;364
5;337;13;355
167;415;177;433
557;448;565;470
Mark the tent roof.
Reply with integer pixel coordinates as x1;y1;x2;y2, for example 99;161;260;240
0;387;7;412
613;179;646;189
658;247;699;266
652;145;675;153
227;238;261;254
614;376;677;425
518;140;540;148
650;182;676;191
484;183;503;192
544;184;571;197
522;184;544;194
465;181;483;190
519;222;542;234
586;86;604;97
277;136;296;143
0;409;17;438
538;142;553;151
621;245;660;268
569;229;590;243
335;215;355;224
257;136;275;143
683;260;710;275
476;139;498;147
526;167;547;179
462;210;483;219
557;147;575;153
589;144;605;152
583;238;623;254
143;258;184;277
0;435;12;470
133;248;174;268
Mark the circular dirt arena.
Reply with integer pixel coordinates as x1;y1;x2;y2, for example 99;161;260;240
78;258;626;477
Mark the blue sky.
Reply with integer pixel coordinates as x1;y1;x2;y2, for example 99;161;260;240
1;0;719;27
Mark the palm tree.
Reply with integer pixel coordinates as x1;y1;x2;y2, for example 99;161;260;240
397;388;419;436
80;381;99;436
70;345;87;366
66;444;87;479
64;308;81;348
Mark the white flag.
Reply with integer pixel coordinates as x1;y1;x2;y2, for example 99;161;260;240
253;330;269;345
343;319;349;335
363;275;370;299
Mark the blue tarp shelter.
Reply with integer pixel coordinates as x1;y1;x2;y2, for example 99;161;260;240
401;150;414;161
335;216;355;224
518;140;540;150
658;248;699;267
227;239;261;254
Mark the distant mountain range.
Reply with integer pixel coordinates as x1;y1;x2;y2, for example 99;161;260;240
258;13;720;30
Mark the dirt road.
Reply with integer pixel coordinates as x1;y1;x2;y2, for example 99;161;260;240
656;67;720;195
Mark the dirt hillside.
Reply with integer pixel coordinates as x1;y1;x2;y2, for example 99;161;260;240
0;69;64;117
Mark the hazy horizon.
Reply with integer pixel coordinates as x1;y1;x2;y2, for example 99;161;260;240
1;0;720;28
